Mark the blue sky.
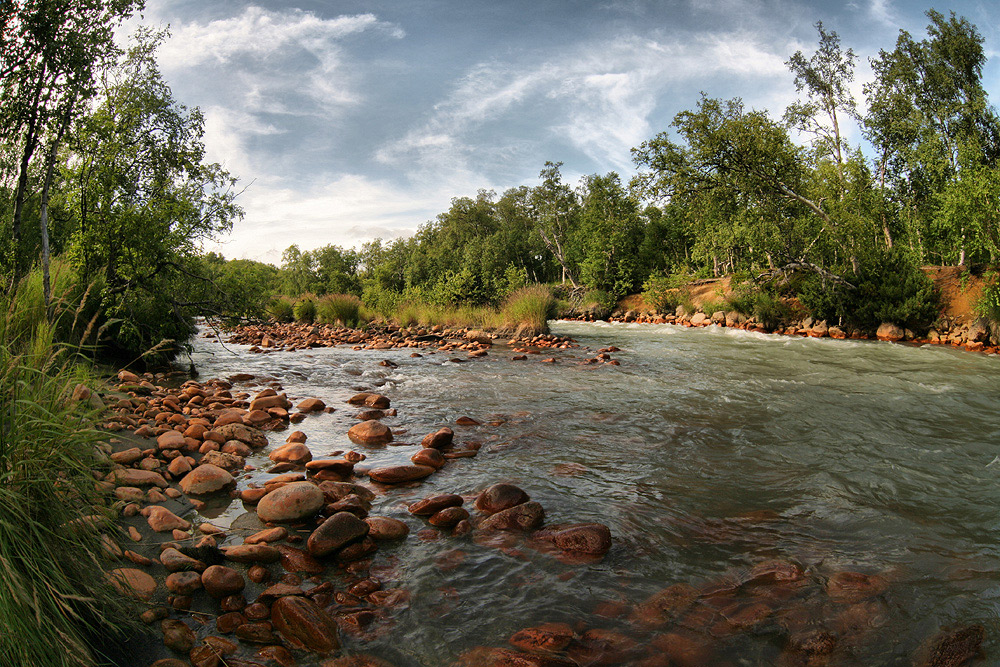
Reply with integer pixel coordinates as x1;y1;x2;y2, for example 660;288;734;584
131;0;1000;263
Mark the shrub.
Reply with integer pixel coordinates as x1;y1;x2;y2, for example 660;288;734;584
316;294;364;327
292;295;317;323
642;270;694;313
501;285;555;334
265;296;294;323
1;284;139;667
798;249;938;331
976;272;1000;323
726;284;790;329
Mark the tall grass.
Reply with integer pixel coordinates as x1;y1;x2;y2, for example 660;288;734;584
501;285;555;334
0;277;139;666
362;284;555;335
265;296;294;322
292;294;317;323
316;293;365;327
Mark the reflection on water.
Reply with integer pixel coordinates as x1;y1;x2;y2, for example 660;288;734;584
187;321;1000;665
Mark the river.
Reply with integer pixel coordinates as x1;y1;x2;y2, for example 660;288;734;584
187;320;1000;665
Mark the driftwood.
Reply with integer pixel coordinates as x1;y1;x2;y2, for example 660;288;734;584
756;261;856;289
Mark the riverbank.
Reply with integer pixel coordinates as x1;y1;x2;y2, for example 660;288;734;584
573;267;999;355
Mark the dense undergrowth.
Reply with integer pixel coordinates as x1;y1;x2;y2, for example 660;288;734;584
0;271;139;667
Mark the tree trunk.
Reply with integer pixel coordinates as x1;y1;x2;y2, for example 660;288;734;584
38;101;73;312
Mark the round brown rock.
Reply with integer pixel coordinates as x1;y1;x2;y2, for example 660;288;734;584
271;595;340;653
201;565;246;598
347;420;393;445
365;516;410;540
411;448;445;468
478;501;544;532
165;571;203;595
368;464;434;484
307;511;370;557
420;427;454;449
256;481;324;523
534;522;611;555
107;568;157;601
179;463;234;495
408;493;463;516
475;483;530;515
429;506;469;528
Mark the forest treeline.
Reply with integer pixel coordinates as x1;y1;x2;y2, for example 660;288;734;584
205;9;1000;333
3;4;1000;362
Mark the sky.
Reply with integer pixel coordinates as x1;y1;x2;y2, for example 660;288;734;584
128;0;1000;265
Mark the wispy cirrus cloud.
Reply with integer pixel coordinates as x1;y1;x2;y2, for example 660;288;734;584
377;32;790;179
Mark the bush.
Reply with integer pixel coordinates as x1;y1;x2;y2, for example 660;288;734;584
727;284;790;329
581;289;616;319
292;295;317;323
976;272;1000;323
265;296;294;323
1;283;139;667
501;285;555;334
642;270;694;313
316;294;364;327
798;249;938;331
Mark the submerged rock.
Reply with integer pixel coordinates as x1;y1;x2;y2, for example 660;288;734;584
475;483;530;515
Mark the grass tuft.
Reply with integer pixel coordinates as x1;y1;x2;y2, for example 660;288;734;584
316;293;365;327
1;276;141;667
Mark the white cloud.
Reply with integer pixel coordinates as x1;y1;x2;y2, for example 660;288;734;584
158;8;401;69
377;32;791;176
205;173;465;262
869;0;896;27
154;6;403;115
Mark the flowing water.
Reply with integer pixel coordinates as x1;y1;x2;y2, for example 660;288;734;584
186;321;1000;665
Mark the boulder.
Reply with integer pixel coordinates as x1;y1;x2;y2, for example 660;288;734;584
107;568;157;601
428;507;469;528
216;423;268;448
222;544;281;564
269;442;313;465
347;420;393;445
156;430;186;450
475;483;529;515
256;481;325;523
420;427;454;449
271;595;340;653
108;468;168;488
533;522;611;555
509;622;575;654
364;516;410;541
307;511;369;557
479;501;545;532
411;448;445;468
367;464;434;484
348;393;391;409
200;450;244;471
826;571;889;603
876;322;904;342
408;493;464;516
179;464;234;495
201;565;245;598
296;397;326;413
145;506;190;533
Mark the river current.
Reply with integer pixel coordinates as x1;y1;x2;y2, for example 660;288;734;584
187;320;1000;665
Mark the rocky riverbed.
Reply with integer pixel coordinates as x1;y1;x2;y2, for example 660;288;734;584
92;322;992;666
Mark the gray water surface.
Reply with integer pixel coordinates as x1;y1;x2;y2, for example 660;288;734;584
189;321;1000;665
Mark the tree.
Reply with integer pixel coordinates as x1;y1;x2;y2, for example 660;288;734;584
0;0;142;283
65;30;242;356
864;9;1000;265
576;172;644;296
530;161;580;285
784;21;858;191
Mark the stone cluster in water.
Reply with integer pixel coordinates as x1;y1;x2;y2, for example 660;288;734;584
97;346;618;666
93;325;987;667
